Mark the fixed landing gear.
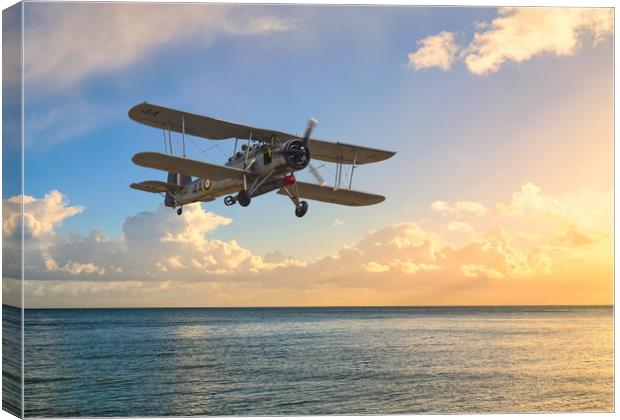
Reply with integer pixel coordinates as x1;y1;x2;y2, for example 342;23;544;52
224;195;236;206
295;201;308;218
223;190;251;207
237;189;251;207
176;207;183;216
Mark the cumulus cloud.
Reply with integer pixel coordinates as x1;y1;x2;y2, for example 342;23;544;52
464;7;613;75
497;182;607;247
24;3;294;88
431;200;487;217
408;31;458;71
446;221;474;233
460;264;505;279
408;7;613;75
363;261;391;273
5;182;611;307
3;190;83;240
392;259;441;275
3;197;304;286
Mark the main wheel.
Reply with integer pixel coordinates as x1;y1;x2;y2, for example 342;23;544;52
177;207;183;216
295;201;308;218
237;189;251;207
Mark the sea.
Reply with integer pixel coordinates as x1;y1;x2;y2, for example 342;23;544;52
3;305;614;417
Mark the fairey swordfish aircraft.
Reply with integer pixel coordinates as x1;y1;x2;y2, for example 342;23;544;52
129;103;396;217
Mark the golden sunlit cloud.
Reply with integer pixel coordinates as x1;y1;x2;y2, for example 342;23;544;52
431;200;487;217
408;7;613;75
4;182;612;308
408;31;458;71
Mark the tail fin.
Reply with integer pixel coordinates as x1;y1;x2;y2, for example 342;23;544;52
164;172;193;207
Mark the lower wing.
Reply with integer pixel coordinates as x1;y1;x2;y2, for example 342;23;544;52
132;152;245;181
279;181;385;206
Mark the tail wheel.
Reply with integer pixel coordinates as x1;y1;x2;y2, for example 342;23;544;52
177;207;183;216
295;201;308;218
237;189;251;207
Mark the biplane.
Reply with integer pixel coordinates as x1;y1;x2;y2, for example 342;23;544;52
129;103;396;217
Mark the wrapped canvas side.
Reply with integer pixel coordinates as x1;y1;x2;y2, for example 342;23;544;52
2;2;24;418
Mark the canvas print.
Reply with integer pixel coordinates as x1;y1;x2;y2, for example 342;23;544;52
2;2;614;417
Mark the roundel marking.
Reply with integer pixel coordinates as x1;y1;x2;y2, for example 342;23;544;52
202;178;212;192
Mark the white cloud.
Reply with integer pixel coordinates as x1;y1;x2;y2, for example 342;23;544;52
460;264;505;279
408;8;613;75
24;3;294;88
431;200;453;214
5;182;611;307
62;262;106;276
446;221;474;233
497;182;608;247
393;259;441;275
464;7;613;75
363;261;390;273
408;31;458;71
454;201;487;216
431;200;487;217
3;190;83;239
332;219;344;227
2;196;305;284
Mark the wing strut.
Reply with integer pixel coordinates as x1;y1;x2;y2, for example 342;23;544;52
332;151;358;191
167;123;173;154
349;151;357;189
162;128;168;154
181;115;186;157
335;157;342;190
243;131;253;189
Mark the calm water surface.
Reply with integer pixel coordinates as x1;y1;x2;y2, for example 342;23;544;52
20;306;613;416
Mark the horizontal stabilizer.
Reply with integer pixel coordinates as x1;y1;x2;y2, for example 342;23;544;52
279;181;385;206
130;181;181;194
132;152;245;181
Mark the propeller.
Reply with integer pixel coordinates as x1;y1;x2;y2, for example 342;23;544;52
302;117;318;146
308;163;326;186
278;117;318;170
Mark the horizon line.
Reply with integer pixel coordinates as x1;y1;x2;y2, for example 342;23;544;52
4;303;614;310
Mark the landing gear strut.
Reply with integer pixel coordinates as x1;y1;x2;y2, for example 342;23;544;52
237;189;251;207
177;207;183;216
295;201;309;218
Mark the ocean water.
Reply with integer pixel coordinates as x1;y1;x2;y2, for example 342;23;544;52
2;305;22;417
17;306;613;417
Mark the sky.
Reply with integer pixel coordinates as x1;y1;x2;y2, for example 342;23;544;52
2;3;614;308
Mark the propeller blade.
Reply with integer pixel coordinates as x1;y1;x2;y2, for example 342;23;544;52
302;117;318;146
308;164;326;186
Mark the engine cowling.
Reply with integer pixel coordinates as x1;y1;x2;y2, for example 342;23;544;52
281;139;311;171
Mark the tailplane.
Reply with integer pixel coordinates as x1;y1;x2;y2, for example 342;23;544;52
164;172;192;207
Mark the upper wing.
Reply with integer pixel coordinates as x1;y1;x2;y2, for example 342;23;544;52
130;180;180;194
308;139;396;165
129;102;296;142
132;152;245;181
278;181;385;206
129;103;396;164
